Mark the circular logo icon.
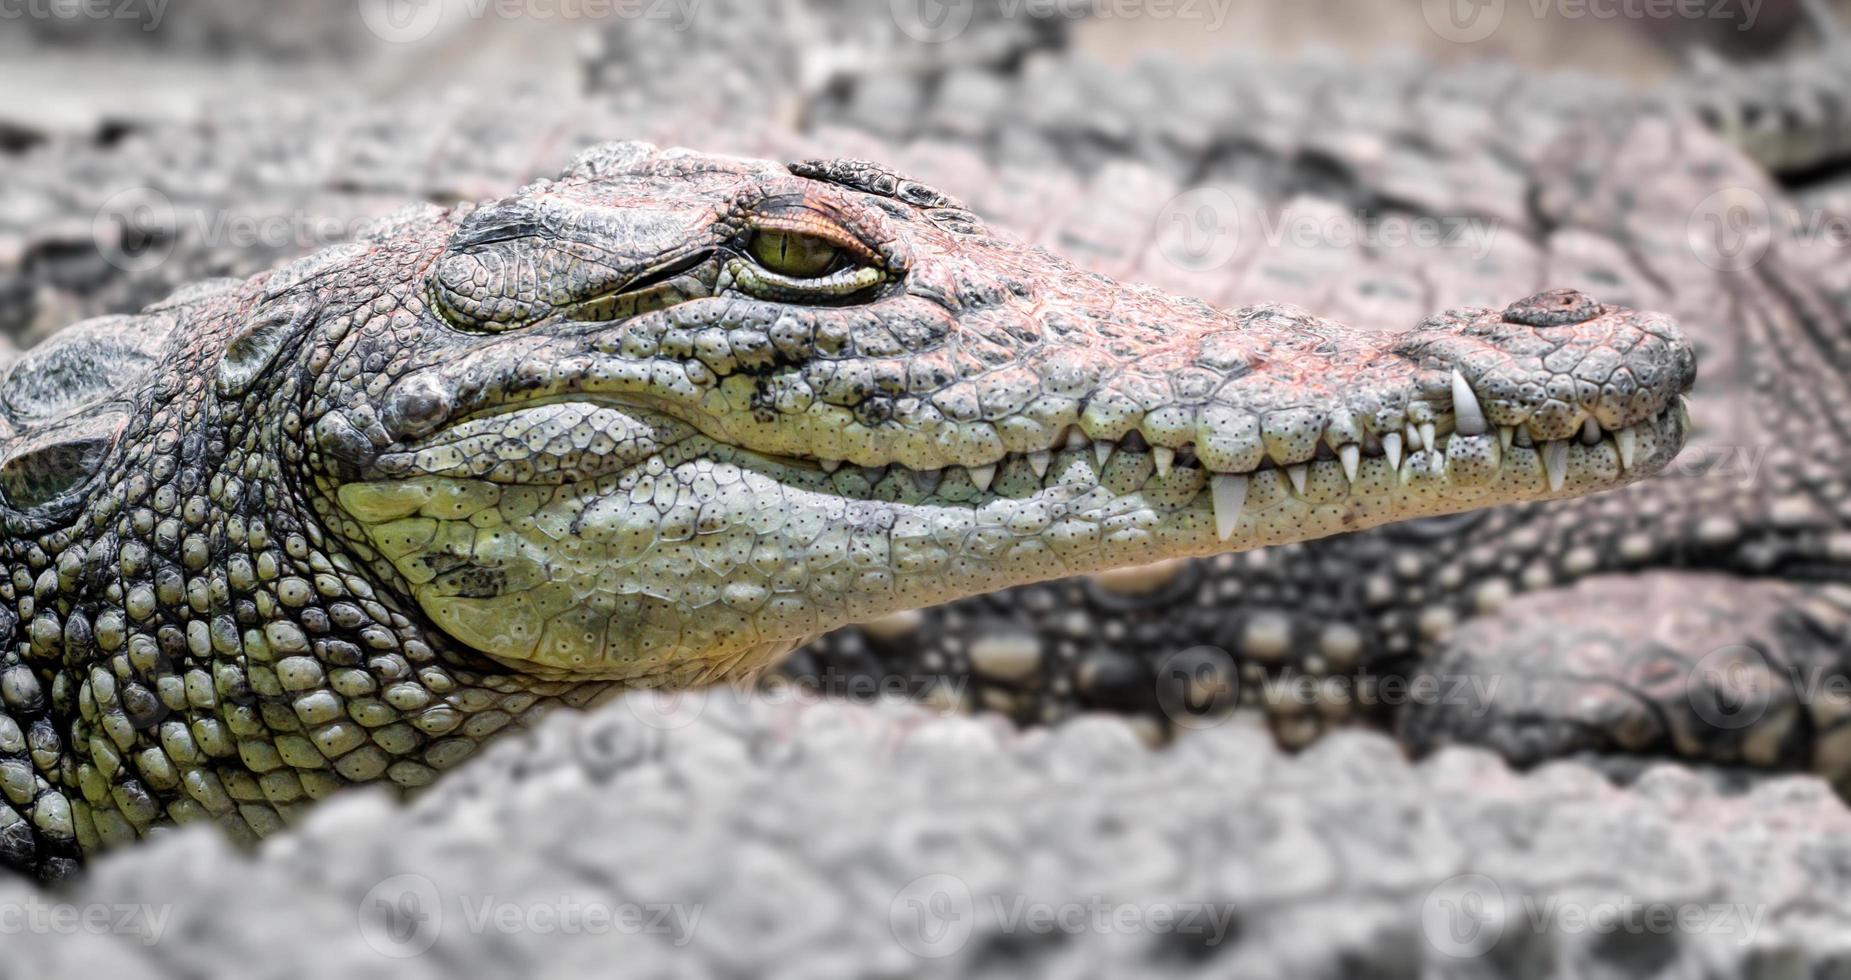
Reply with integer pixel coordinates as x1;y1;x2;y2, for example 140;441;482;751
1154;188;1243;274
92;186;177;274
1687;644;1773;731
358;873;443;958
891;0;974;43
1154;646;1241;730
358;0;447;44
1421;0;1505;43
889;873;975;958
623;685;707;731
1421;873;1506;959
1687;186;1774;273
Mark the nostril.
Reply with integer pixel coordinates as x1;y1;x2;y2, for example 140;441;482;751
1675;343;1699;393
1503;289;1601;327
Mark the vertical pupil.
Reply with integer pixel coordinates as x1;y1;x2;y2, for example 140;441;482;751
753;230;838;277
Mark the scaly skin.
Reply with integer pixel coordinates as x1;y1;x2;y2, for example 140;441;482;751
13;31;1841;790
0;141;1694;880
802;70;1851;786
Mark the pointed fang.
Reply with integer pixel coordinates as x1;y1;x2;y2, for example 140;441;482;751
1451;371;1487;436
1543;440;1569;492
1615;428;1637;470
1212;474;1249;542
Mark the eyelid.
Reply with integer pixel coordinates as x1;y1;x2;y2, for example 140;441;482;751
747;211;881;267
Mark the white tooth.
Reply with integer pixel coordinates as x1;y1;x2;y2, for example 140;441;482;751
1581;418;1602;445
1338;444;1360;482
1451;370;1487;436
1211;474;1249;542
1028;451;1051;478
1285;463;1308;495
1095;440;1116;468
1153;447;1175;477
1405;422;1421;451
968;465;996;492
1543;440;1569;492
1419;422;1437;454
1383;432;1404;471
1615;427;1637;470
821;459;843;473
1498;426;1515;453
914;469;943;495
1064;426;1089;451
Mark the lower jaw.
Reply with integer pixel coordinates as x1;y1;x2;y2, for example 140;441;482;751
343;403;1683;684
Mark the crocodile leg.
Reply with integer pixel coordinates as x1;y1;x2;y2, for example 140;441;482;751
1397;572;1851;794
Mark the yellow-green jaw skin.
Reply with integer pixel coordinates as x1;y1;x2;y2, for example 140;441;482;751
335;394;1687;686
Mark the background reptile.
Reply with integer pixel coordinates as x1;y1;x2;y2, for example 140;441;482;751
0;3;1843;970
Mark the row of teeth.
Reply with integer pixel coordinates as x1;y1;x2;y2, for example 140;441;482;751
813;372;1657;540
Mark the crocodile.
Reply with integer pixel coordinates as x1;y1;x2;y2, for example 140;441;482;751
0;140;1694;881
4;20;1843;783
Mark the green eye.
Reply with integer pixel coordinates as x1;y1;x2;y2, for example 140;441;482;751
748;230;841;278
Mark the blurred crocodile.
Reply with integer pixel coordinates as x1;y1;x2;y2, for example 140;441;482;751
0;140;1693;880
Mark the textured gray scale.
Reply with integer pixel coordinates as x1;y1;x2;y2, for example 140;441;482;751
562;141;660;181
0;414;124;512
260;242;370;302
143;278;244;314
0;315;172;425
217;299;316;398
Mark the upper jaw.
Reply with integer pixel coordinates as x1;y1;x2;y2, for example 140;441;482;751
358;290;1693;545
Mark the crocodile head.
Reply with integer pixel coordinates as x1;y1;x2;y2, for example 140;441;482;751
294;143;1696;686
0;143;1697;876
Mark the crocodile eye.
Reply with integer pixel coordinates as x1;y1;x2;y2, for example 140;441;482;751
748;230;841;278
730;220;886;302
